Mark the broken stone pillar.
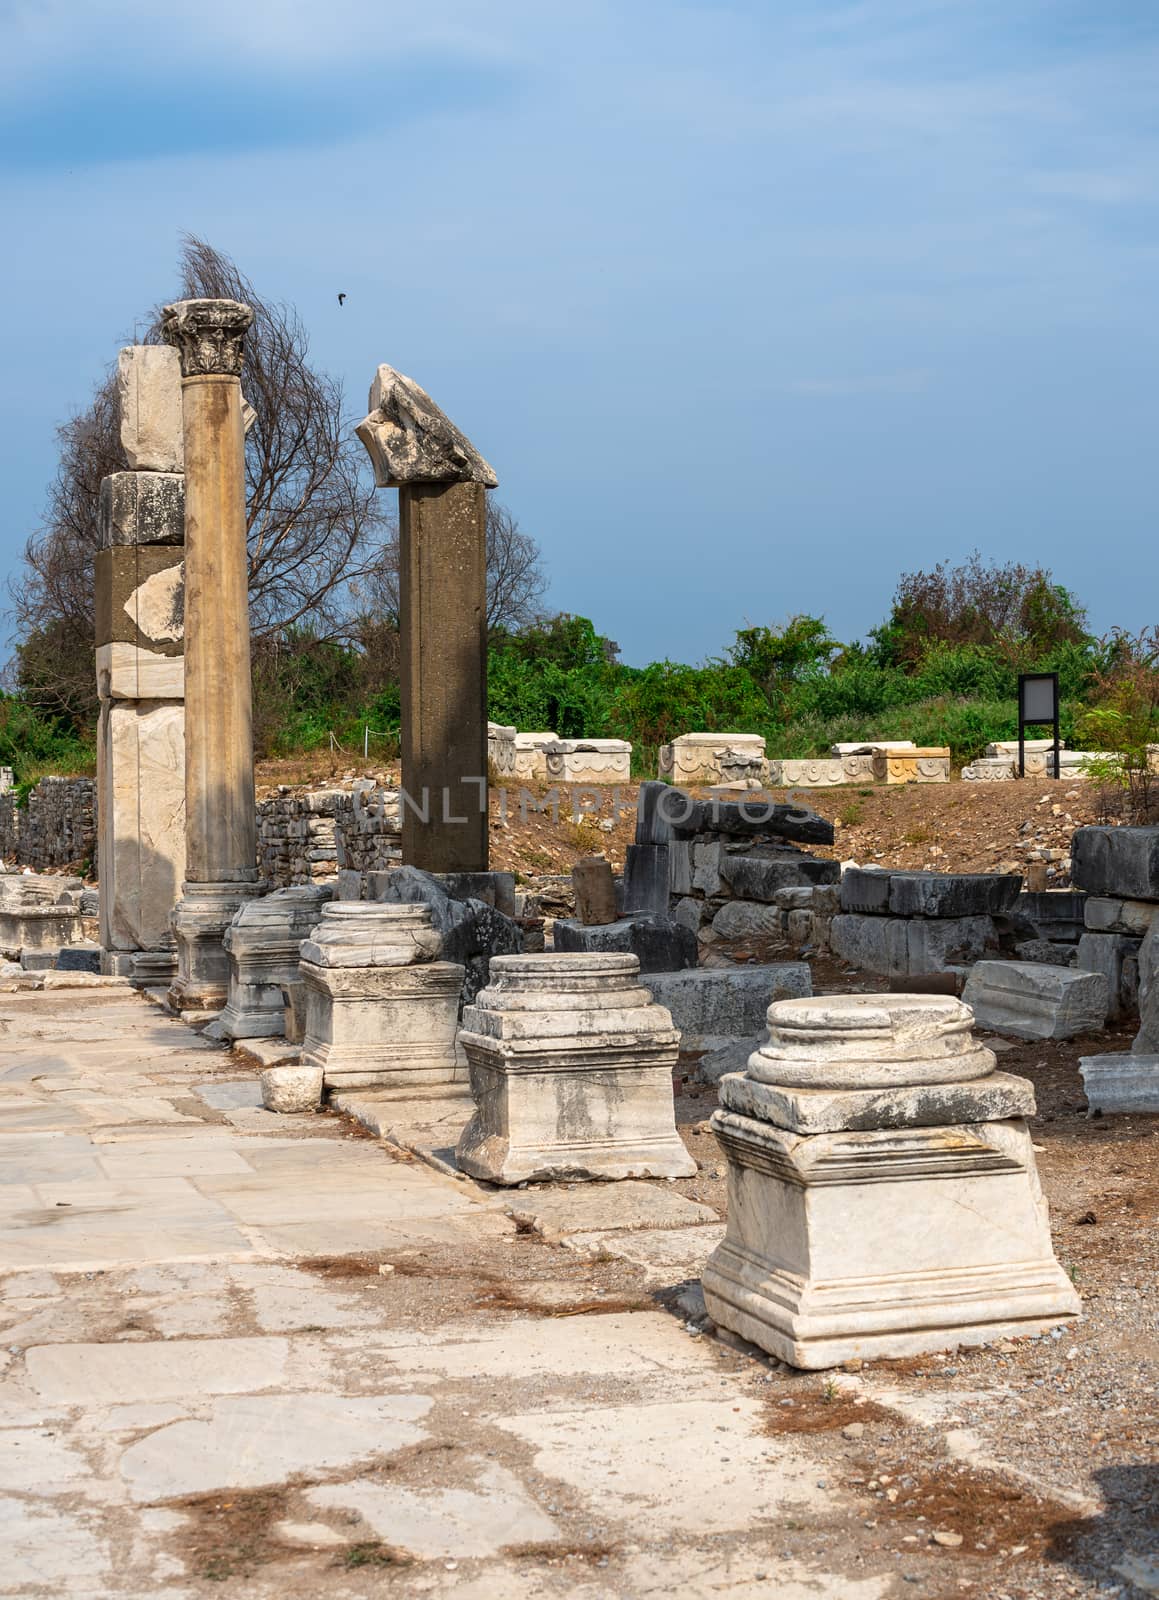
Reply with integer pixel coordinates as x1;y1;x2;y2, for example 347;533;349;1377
702;993;1079;1368
95;343;188;978
216;884;334;1040
572;857;618;925
356;366;496;874
161;299;262;1012
455;952;696;1184
299;902;467;1095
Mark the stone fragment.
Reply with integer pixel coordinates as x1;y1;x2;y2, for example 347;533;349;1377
840;868;1022;919
552;913;696;972
300;903;466;1096
635;781;676;845
357;364;498;486
719;851;840;901
658;733;767;788
871;747;951;784
961;961;1109;1040
94;544;185;657
511;731;558;781
365;865;523;1002
456;952;695;1184
1071;826;1159;900
1018;890;1087;944
1083;896;1157;936
829;912;994;977
961;757;1015;782
572;857;618;925
711;901;784;941
1075;931;1141;1022
1133;919;1159;1053
260;1063;325;1113
486;720;516;777
622;843;669;914
1015;939;1077;969
671;799;834;847
543;738;632;784
98;471;185;549
696;1034;761;1084
642;964;812;1050
118;344;184;471
1079;1053;1159;1114
702;993;1078;1368
218;884;334;1039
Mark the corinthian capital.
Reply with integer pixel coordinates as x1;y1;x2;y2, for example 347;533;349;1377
161;298;254;379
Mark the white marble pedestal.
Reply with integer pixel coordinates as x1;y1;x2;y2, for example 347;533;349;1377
702;993;1079;1368
456;952;695;1184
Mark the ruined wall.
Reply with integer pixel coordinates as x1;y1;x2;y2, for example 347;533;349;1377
256;782;403;888
0;778;97;871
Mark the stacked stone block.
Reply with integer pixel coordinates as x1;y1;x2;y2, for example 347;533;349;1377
0;778;96;870
830;867;1021;978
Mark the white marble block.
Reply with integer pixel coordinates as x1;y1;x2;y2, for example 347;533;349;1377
658;733;767;788
961;960;1109;1040
118;345;185;472
543;739;632;784
217;884;334;1040
512;732;559;781
300;903;466;1096
702;992;1079;1369
1079;1053;1159;1115
487;721;517;778
456;952;696;1184
97;700;186;953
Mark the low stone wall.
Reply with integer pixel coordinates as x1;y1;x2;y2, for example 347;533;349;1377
0;778;97;871
256;782;403;888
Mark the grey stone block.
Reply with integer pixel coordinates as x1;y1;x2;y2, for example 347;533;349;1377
719;1069;1037;1134
436;871;516;918
1015;940;1077;968
1079;1053;1159;1114
366;865;522;1004
551;914;697;973
718;852;840;902
20;948;59;971
696;1034;761;1084
692;842;723;896
1072;826;1159;900
1083;896;1157;936
1076;931;1142;1022
623;843;670;914
962;961;1109;1041
841;868;1022;919
98;471;185;548
635;781;675;845
1017;890;1087;944
668;839;693;896
671;799;834;847
1133;921;1159;1054
830;913;994;978
711;901;784;941
642;963;811;1050
56;944;102;974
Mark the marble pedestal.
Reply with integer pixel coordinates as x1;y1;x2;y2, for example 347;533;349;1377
702;993;1078;1368
168;881;263;1013
216;884;334;1039
299;903;466;1096
456;952;695;1185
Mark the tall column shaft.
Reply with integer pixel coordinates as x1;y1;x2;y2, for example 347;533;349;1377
399;481;488;871
181;373;256;884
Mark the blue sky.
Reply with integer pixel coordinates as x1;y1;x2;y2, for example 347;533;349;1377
1;0;1156;665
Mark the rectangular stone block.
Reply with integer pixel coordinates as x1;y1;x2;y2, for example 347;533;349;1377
1072;827;1159;900
1079;1053;1159;1114
622;843;669;915
668;839;693;896
641;964;811;1051
118;344;184;472
1083;896;1157;936
841;868;1022;919
962;961;1109;1040
829;912;994;977
97;700;186;952
99;471;185;548
718;852;840;901
1076;931;1141;1022
719;1069;1037;1135
96;642;184;702
1018;890;1087;943
870;748;951;784
94;545;184;654
552;915;696;973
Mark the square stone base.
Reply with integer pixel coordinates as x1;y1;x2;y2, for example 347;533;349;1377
701;1109;1079;1369
300;960;467;1095
456;1040;695;1185
169;883;262;1013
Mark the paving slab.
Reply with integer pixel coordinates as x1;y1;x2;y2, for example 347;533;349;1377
24;1336;290;1404
561;1222;726;1282
503;1180;717;1236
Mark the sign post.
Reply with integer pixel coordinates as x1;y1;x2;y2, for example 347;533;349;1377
1018;672;1060;779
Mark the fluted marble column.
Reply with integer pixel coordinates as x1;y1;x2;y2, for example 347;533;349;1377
162;298;262;1012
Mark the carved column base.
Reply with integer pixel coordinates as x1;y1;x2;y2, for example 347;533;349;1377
168;881;263;1014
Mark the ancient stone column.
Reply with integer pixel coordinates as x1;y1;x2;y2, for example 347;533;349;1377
95;345;187;979
161;298;261;1012
356;366;496;874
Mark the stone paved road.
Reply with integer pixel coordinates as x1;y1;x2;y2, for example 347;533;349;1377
0;984;1085;1599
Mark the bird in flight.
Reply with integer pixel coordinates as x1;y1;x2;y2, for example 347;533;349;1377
337;292;347;306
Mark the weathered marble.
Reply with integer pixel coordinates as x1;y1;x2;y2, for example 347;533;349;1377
829;911;994;977
658;733;766;788
512;732;558;782
962;960;1109;1040
98;471;185;549
552;913;696;972
97;701;186;954
487;722;517;778
840;868;1022;919
1078;1053;1159;1115
356;364;498;487
870;747;951;784
300;903;466;1096
217;884;334;1040
456;952;695;1184
260;1063;325;1113
962;757;1015;782
543;740;632;784
1072;827;1159;900
641;964;812;1051
118;345;184;473
702;993;1078;1368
